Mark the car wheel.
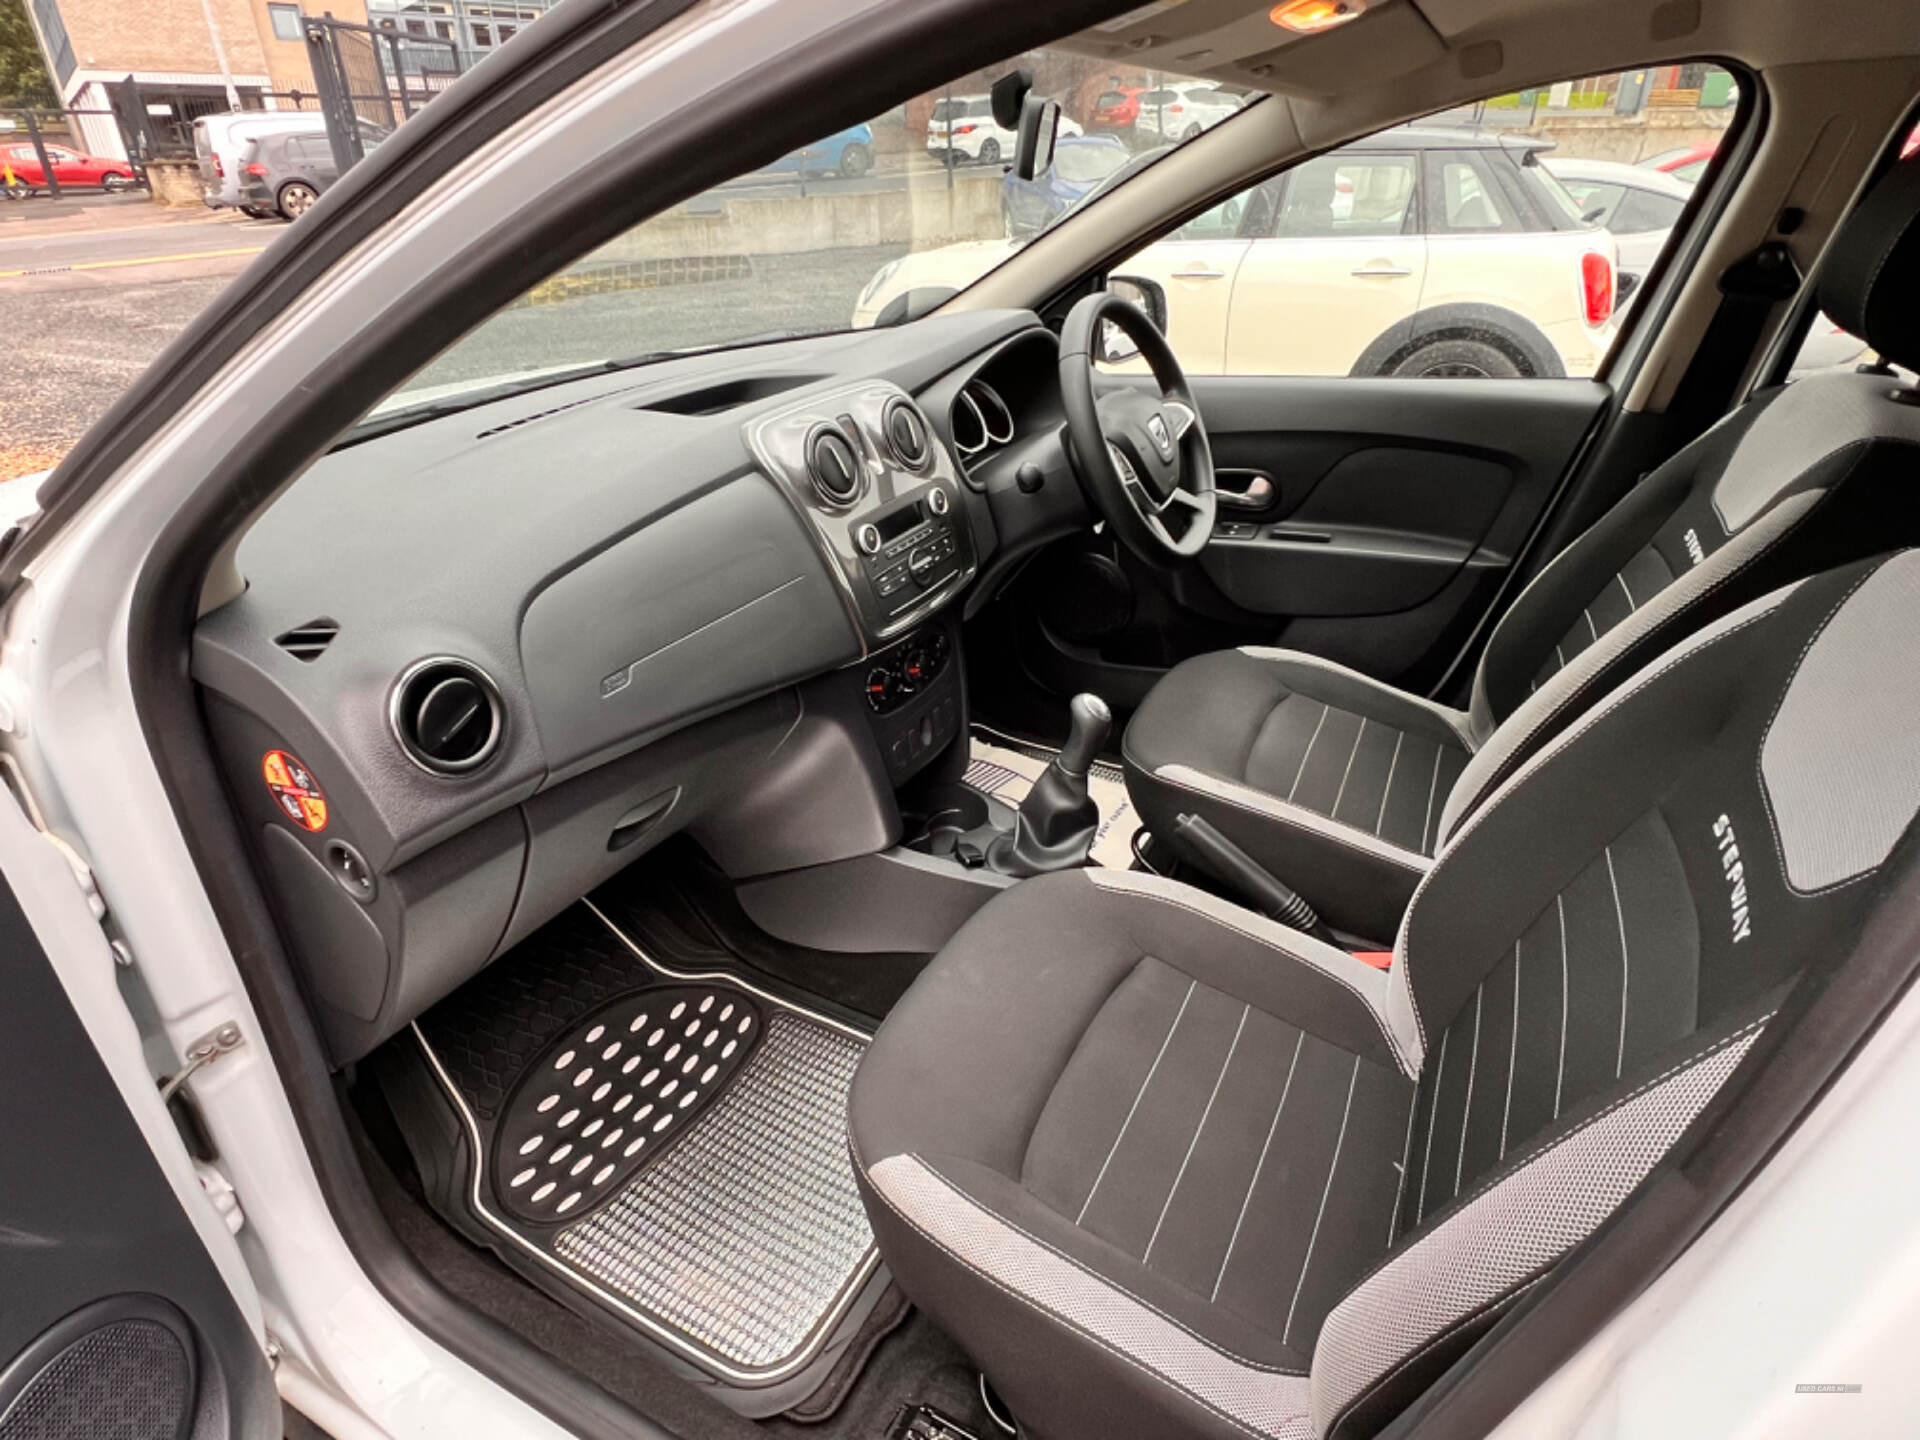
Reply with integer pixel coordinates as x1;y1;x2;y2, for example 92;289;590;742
1181;122;1203;141
1387;337;1524;379
838;142;872;178
278;182;319;221
101;171;133;192
977;137;1001;165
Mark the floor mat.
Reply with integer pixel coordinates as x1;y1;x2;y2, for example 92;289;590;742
964;729;1141;870
413;902;878;1390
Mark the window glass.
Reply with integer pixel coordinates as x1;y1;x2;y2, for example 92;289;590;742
1273;154;1414;238
268;2;302;40
389;54;1242;400
1435;157;1509;230
1559;179;1625;225
1110;63;1737;381
1612;187;1684;233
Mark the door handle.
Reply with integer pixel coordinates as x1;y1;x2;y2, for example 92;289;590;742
1173;265;1227;280
1214;471;1275;511
1350;265;1412;278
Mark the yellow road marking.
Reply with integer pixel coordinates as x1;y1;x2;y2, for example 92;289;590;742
0;244;267;279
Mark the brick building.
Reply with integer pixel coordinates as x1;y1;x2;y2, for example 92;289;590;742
21;0;550;159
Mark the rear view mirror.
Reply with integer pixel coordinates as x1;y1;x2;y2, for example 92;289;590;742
1014;96;1061;181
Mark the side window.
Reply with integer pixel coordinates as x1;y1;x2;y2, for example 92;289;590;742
1612;188;1685;234
1273;154;1415;238
1111;63;1739;381
1428;154;1516;233
1559;180;1626;226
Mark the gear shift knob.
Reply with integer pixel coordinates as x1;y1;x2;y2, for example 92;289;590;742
1058;693;1112;778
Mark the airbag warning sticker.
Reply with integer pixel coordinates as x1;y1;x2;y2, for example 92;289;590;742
263;749;329;832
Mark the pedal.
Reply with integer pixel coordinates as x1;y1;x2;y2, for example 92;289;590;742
887;1403;983;1440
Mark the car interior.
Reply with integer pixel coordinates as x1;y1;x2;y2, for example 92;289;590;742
136;1;1920;1437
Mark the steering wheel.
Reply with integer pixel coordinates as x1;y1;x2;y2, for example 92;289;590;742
1059;292;1216;561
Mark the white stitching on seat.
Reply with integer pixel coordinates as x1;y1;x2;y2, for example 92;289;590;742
1078;980;1196;1224
1215;1030;1304;1303
1084;870;1413;1073
1282;1054;1360;1345
1235;646;1480;751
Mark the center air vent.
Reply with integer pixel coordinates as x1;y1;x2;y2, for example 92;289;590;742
882;398;931;471
391;657;503;775
804;424;863;507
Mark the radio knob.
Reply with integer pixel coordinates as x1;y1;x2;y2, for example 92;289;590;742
856;523;882;556
908;547;937;585
927;486;950;516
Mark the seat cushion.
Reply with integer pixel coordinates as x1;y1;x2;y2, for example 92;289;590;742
1123;647;1474;940
850;869;1415;1440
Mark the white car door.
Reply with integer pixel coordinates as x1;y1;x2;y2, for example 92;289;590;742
1112;192;1255;373
1223;149;1426;376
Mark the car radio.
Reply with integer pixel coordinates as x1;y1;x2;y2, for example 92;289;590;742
744;381;976;650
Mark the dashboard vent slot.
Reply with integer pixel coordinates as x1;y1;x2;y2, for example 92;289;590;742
882;398;931;471
391;658;503;775
274;618;339;662
475;392;610;440
804;424;863;507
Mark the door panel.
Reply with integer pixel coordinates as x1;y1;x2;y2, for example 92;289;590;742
1117;236;1252;374
0;853;275;1438
987;375;1608;718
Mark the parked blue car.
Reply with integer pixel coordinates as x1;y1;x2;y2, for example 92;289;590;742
762;123;875;179
1001;133;1130;235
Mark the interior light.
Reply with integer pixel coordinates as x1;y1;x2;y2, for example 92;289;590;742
1269;0;1367;32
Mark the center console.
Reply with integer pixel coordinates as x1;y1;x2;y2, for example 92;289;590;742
745;381;977;651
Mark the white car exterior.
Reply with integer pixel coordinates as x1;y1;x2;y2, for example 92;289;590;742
860;136;1619;379
1131;83;1242;144
927;94;1081;164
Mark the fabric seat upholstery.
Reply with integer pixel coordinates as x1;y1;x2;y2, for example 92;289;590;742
1125;158;1920;941
853;549;1920;1440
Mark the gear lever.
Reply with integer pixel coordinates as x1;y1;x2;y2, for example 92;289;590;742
990;694;1111;876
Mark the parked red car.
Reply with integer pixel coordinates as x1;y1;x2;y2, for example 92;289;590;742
1638;141;1717;185
0;142;139;191
1088;86;1148;133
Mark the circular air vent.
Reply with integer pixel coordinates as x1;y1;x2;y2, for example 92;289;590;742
883;398;931;471
804;424;863;507
390;657;503;775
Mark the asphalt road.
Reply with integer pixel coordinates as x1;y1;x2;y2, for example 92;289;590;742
0;215;281;277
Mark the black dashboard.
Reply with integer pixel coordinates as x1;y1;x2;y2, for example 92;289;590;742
192;307;1082;1061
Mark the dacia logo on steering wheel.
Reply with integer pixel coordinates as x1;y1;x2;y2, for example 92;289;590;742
1147;413;1172;457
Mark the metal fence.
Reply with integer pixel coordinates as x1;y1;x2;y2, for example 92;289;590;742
304;15;462;171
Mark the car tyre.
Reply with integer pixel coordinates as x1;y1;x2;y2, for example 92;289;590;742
1387;336;1524;379
102;171;133;192
1181;122;1203;141
839;142;872;178
277;181;319;221
977;137;1001;165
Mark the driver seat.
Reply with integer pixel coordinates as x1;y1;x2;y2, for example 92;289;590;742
1124;157;1920;940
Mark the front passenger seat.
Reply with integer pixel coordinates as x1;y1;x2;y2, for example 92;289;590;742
1124;158;1920;940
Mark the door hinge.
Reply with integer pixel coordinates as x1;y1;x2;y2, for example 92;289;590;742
159;1020;245;1102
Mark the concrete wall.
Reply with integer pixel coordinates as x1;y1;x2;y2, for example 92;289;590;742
1522;109;1734;165
590;169;1004;263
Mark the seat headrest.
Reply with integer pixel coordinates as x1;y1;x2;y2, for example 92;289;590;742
1817;158;1920;372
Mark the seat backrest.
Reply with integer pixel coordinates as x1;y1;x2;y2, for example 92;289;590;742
1311;550;1920;1436
1453;160;1920;835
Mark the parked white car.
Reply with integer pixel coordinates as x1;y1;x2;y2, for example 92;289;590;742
927;93;1080;165
1544;155;1691;297
863;127;1619;379
1131;83;1243;144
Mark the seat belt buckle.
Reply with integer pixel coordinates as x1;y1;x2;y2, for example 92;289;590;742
1351;950;1393;970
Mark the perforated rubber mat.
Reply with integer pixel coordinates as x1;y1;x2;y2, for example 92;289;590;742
413;902;877;1381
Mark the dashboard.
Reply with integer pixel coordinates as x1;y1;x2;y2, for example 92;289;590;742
192;308;1083;1061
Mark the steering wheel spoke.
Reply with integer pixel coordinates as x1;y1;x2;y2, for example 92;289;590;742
1059;293;1217;561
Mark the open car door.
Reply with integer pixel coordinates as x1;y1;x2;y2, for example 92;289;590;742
0;789;276;1439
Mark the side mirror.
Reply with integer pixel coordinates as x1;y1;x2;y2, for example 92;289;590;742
1099;277;1169;363
1616;270;1641;303
1014;96;1060;181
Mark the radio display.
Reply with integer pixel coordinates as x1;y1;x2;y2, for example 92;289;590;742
875;501;925;545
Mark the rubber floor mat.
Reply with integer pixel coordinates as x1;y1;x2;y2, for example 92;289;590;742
413;901;878;1384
